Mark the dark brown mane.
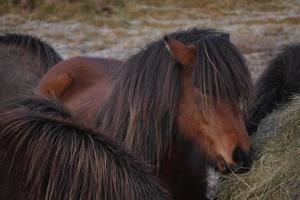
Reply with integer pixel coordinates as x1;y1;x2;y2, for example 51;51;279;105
193;34;252;111
0;97;170;200
246;43;300;134
96;28;252;171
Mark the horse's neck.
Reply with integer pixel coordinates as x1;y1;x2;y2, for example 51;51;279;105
159;140;209;200
0;141;29;199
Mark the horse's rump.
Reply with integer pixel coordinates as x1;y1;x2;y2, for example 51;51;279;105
37;56;123;124
0;33;62;106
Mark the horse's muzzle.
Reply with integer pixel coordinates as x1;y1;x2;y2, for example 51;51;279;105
225;146;253;173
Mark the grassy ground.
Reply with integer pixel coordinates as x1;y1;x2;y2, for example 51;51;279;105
1;1;298;75
218;95;300;200
0;0;288;27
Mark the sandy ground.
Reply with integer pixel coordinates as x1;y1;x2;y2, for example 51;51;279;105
0;2;299;80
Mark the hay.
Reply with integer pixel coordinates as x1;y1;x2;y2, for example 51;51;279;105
218;95;300;200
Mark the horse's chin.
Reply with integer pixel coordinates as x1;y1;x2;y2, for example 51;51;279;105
213;155;251;174
216;160;251;174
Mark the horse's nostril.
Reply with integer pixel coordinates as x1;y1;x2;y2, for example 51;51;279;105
232;146;248;165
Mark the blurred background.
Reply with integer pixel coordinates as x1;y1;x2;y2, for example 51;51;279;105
0;0;299;79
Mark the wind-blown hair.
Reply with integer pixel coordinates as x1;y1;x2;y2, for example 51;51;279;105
0;33;62;105
194;34;252;109
97;28;252;171
246;44;300;134
0;97;170;200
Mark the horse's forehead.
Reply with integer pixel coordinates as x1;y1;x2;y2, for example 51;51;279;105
192;94;238;115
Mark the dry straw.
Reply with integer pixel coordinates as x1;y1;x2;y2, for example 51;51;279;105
218;95;300;200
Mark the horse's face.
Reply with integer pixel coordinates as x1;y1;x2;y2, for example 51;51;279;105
177;94;251;173
165;36;252;173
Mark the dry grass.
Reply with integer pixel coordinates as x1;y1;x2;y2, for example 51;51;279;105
0;0;289;27
218;95;300;200
245;17;300;26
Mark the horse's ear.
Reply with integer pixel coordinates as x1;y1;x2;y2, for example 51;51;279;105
164;36;196;67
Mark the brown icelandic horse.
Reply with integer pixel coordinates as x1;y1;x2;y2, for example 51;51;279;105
37;28;253;199
0;97;170;200
0;33;62;106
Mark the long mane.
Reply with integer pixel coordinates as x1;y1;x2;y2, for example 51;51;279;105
97;28;252;171
0;97;169;200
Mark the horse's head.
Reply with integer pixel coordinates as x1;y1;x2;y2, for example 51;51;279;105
165;35;252;173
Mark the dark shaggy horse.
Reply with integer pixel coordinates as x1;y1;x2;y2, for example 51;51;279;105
0;33;62;106
246;44;300;134
38;28;253;199
0;97;170;200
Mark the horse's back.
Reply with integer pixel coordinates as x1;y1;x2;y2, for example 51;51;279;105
0;33;62;106
37;56;123;124
0;97;170;200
